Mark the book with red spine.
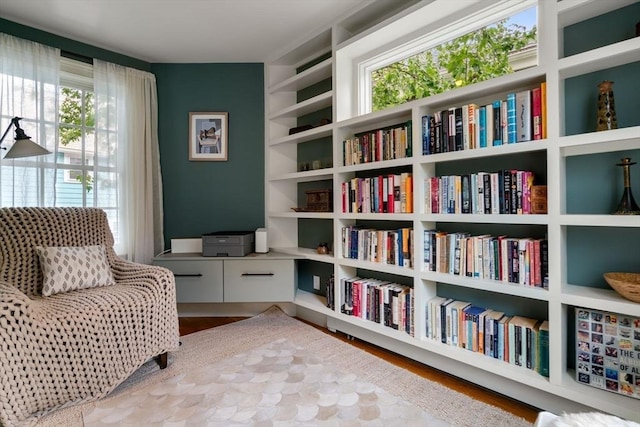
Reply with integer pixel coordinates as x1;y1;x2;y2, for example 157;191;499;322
532;87;542;140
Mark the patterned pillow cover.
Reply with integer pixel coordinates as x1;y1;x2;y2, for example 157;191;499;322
36;245;115;296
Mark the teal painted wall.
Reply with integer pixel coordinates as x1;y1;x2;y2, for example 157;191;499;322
151;63;265;244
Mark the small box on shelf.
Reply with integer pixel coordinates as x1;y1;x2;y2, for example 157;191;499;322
304;189;332;212
531;185;547;214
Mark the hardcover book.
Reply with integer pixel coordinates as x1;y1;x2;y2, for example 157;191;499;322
516;89;532;142
576;308;640;400
492;100;502;146
506;93;517;144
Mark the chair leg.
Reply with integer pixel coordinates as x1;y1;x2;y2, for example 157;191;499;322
157;352;168;369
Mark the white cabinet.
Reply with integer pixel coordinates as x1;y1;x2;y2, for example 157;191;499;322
154;258;224;303
265;0;640;421
224;259;295;302
153;253;296;303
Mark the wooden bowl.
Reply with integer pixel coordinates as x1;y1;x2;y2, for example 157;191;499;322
603;272;640;303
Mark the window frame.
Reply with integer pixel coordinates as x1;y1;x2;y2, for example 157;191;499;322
334;0;538;120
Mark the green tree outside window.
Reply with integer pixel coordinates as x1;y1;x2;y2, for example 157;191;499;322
372;20;537;111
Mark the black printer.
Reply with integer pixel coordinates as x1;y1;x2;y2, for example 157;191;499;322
202;231;254;257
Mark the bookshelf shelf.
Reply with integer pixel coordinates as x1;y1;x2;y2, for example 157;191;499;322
418;139;549;163
335;212;413;221
557;371;639;422
337;157;414;173
269;170;333;182
268;211;334;219
419;213;549;225
557;38;640;79
294;289;331;313
420;271;550;300
557;0;637;27
559;126;640;157
265;0;640;421
269;57;333;93
336;258;414;277
559;214;640;227
269;125;333;146
269;91;333;121
561;284;640;317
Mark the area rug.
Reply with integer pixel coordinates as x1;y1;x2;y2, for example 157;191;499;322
32;306;532;427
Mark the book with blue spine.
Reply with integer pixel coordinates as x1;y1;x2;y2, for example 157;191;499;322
463;305;487;351
478;106;487;148
507;93;517;143
422;115;431;155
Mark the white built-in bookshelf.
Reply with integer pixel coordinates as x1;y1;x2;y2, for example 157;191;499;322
265;0;640;421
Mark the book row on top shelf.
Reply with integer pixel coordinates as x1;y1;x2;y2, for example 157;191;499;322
421;82;547;155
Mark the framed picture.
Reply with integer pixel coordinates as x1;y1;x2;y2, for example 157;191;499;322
188;112;228;161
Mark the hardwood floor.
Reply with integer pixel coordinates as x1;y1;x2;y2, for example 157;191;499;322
179;316;541;423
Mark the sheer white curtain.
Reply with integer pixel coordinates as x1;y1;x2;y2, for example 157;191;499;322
94;60;164;264
0;33;59;206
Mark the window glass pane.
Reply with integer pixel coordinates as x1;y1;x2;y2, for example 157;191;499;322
94;170;117;209
371;7;537;112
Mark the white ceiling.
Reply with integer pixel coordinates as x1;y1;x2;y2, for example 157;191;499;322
0;0;383;63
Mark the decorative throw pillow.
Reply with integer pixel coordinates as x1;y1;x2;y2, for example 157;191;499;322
36;245;116;296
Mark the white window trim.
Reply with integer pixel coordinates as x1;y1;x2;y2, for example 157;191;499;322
334;0;537;120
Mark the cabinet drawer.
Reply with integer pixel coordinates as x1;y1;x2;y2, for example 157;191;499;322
224;259;294;302
154;259;223;303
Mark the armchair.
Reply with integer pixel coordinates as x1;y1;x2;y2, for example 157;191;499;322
0;207;179;426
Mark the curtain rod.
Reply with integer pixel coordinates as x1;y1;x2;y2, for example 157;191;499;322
61;50;93;65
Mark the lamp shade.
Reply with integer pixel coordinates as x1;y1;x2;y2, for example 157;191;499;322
4;137;52;159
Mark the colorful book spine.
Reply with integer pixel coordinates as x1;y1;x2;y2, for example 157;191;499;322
516;89;532;142
422;115;431;155
467;104;478;149
532;87;542;140
478;106;487;148
507;93;517;144
492;100;502;146
454;107;463;151
485;103;493;147
540;82;547;139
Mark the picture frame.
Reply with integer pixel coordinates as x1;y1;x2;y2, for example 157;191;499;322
188;112;228;161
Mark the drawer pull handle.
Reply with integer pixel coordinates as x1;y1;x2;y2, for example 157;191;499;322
241;273;274;276
174;273;203;277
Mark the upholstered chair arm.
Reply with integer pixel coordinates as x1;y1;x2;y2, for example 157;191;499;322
0;281;32;313
110;257;175;291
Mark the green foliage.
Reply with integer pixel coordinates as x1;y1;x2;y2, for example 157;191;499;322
59;87;95;193
75;173;93;193
372;21;537;111
59;87;94;146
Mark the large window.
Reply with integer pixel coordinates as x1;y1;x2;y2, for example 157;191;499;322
1;57;121;247
360;2;537;113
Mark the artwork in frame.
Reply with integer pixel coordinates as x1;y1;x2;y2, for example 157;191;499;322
189;112;228;161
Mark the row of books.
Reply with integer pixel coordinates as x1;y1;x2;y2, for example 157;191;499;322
425;170;538;215
341;226;413;268
421;83;547;155
341;277;414;336
341;172;413;213
423;230;549;288
426;296;549;377
343;121;412;166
